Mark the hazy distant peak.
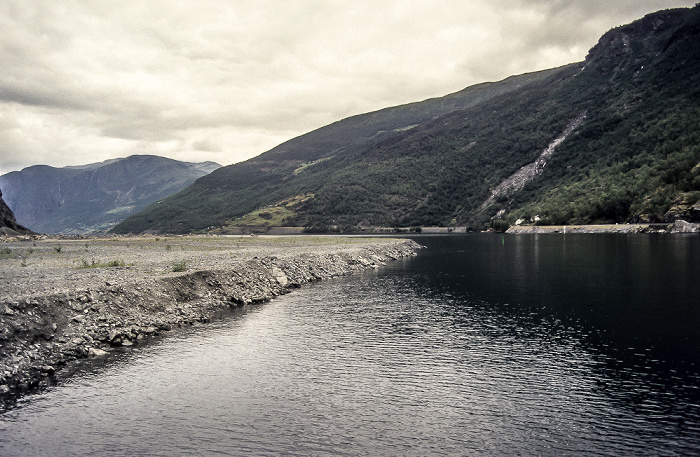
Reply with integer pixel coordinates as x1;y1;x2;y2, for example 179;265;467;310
0;155;222;234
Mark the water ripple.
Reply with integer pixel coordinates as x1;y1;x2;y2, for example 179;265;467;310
1;235;699;456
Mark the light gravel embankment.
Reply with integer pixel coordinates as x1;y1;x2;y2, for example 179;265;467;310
506;221;700;234
0;235;421;397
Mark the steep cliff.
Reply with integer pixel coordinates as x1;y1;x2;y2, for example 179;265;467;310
0;188;31;236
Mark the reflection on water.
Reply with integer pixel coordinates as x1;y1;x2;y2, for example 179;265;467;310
416;234;700;365
0;234;698;456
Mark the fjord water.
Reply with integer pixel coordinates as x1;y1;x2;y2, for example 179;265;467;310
1;234;699;456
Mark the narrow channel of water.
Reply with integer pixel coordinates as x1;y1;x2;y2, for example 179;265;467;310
1;234;698;456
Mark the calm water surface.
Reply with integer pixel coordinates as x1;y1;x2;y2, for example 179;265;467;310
1;234;699;456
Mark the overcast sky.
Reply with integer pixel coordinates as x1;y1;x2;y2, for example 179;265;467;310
0;0;696;174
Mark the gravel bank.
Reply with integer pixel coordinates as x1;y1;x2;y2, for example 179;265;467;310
0;235;421;398
505;222;700;234
506;224;651;234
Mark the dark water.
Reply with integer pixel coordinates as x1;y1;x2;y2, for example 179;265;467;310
1;234;699;456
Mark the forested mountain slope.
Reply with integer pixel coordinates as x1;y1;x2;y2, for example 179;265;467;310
113;6;700;234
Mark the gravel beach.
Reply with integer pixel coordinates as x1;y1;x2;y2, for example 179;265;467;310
0;235;421;399
0;235;417;299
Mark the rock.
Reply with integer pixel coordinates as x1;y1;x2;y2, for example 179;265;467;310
88;347;108;357
272;267;289;287
108;329;125;345
664;193;700;223
0;187;33;236
670;220;700;233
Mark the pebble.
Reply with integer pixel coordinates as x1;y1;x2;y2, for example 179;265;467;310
0;238;421;397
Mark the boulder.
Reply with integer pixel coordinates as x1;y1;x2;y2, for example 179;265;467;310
670;220;700;233
271;267;289;286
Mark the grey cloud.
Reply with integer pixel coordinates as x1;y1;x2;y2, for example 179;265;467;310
0;0;697;174
0;78;96;112
192;138;223;152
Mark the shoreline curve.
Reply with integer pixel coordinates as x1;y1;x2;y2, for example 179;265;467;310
0;237;421;399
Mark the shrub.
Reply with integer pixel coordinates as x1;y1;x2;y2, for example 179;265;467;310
78;259;126;269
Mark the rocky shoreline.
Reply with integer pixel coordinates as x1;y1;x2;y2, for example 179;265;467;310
0;236;421;399
506;221;700;234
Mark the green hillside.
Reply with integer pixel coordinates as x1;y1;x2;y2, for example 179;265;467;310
113;6;700;234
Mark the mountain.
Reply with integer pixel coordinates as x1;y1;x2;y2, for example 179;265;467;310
111;68;564;234
0;155;220;234
0;187;32;236
113;6;700;234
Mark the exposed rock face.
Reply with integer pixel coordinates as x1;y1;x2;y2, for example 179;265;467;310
584;8;689;74
670;220;700;233
480;111;587;210
665;194;700;223
0;188;31;236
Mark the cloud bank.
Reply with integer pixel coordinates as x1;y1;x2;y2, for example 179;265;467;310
0;0;696;173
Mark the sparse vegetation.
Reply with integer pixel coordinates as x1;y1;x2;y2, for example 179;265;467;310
217;194;315;231
78;259;127;269
0;235;407;303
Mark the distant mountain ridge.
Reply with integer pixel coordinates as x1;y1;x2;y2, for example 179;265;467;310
0;155;220;234
113;6;700;234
